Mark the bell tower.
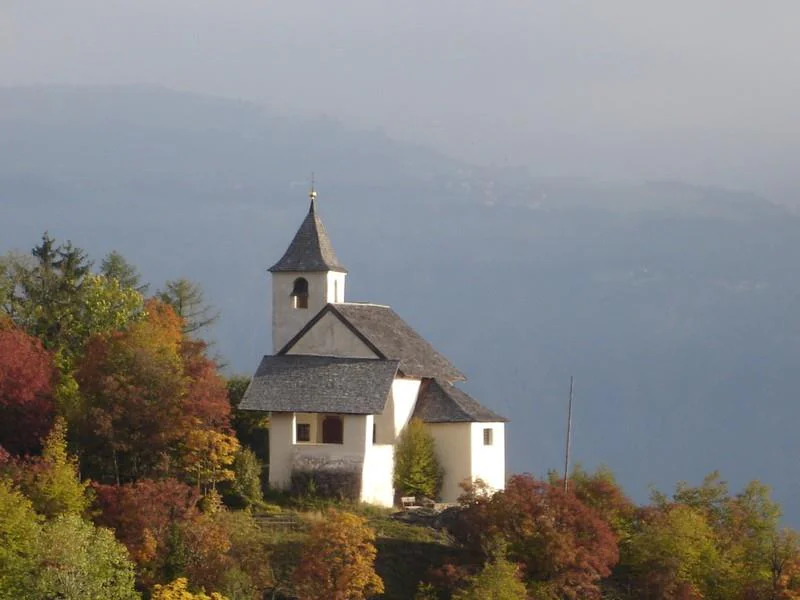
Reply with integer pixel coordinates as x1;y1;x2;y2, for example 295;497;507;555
268;188;347;352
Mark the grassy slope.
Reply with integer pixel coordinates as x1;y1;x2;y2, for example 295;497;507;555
256;500;470;599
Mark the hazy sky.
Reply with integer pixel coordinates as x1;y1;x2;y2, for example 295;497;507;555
3;1;800;202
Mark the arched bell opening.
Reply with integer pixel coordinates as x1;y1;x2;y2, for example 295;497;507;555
291;277;309;309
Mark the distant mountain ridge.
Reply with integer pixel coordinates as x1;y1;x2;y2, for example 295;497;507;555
2;85;800;523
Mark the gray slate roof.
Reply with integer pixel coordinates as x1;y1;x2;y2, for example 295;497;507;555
238;355;399;414
412;379;508;423
269;198;347;273
280;303;466;382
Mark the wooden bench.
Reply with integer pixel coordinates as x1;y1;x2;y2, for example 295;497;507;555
400;496;417;509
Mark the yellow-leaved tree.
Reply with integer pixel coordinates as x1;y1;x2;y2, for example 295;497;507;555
292;510;384;600
180;426;240;493
151;578;228;600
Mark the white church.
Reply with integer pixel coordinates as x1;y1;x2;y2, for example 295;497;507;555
239;190;507;506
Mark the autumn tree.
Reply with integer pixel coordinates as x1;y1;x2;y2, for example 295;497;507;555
452;553;528;600
0;318;56;455
152;578;227;600
34;514;140;600
76;299;187;482
457;474;618;599
293;510;384;600
0;479;139;599
394;417;443;501
14;417;90;518
623;504;731;600
0;479;41;597
92;478;200;586
551;464;636;539
181;427;239;493
158;278;219;335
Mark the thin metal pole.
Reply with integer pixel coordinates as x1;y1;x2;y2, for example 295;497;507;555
563;376;574;493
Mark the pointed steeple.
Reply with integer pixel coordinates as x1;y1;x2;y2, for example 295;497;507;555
269;191;347;273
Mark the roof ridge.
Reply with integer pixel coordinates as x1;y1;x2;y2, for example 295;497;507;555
340;301;391;308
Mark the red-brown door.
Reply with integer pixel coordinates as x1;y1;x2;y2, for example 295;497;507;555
322;416;343;444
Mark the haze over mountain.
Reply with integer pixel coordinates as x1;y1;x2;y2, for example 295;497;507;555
4;1;800;205
2;85;799;522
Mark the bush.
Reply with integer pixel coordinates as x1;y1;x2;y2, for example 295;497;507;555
226;448;263;508
452;554;527;600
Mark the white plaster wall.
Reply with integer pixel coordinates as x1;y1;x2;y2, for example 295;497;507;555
391;378;421;439
470;423;506;493
342;414;370;454
272;272;331;352
427;423;473;503
361;444;394;507
287;311;378;358
326;272;347;303
268;412;296;489
373;393;393;445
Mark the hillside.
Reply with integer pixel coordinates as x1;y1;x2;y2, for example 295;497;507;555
2;85;800;523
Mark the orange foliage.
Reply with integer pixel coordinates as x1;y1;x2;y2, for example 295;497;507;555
93;478;199;567
76;300;232;483
293;510;384;600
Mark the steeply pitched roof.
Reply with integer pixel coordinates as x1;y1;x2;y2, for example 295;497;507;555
269;198;347;273
238;355;398;414
412;379;508;423
280;303;466;382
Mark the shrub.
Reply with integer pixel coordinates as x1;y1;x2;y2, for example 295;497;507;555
289;467;361;501
228;448;263;508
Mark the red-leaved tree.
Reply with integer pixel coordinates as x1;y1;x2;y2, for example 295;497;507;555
0;318;56;454
93;478;199;586
457;474;619;599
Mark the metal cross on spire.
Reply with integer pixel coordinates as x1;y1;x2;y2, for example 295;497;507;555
309;172;317;201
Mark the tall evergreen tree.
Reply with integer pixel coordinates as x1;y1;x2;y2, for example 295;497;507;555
100;250;149;294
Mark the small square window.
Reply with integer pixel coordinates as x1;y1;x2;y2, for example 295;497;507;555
483;428;493;446
296;423;310;442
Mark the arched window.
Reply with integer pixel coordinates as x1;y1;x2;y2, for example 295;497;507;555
291;277;309;309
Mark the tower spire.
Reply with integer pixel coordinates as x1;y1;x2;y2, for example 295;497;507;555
268;184;346;274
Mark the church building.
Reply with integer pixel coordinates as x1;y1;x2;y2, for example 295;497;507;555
238;190;507;506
